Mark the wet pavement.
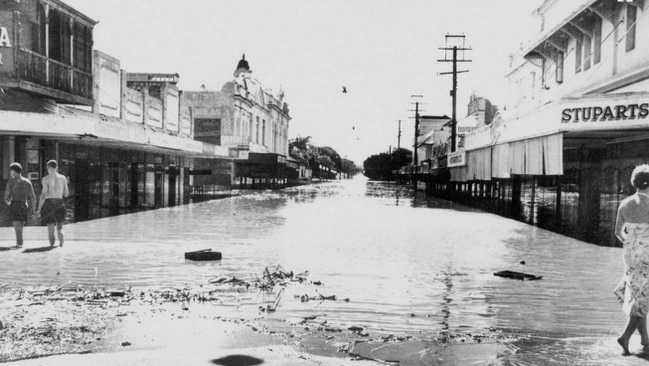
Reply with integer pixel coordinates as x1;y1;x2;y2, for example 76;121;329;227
0;176;644;365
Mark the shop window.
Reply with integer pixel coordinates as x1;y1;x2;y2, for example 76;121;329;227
583;35;591;71
145;164;155;207
37;4;46;54
18;1;45;54
626;4;637;52
73;22;92;72
262;120;266;145
48;9;62;62
137;163;145;206
60;14;71;65
593;18;602;64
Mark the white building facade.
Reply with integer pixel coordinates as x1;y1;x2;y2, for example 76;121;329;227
426;0;649;245
182;55;292;187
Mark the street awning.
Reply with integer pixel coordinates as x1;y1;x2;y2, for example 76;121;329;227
459;132;564;181
0;109;229;158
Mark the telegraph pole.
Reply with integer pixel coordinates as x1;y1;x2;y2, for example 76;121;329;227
413;102;419;165
397;120;401;150
409;95;424;165
438;35;471;152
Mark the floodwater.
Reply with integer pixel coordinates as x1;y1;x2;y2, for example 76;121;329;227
0;176;642;365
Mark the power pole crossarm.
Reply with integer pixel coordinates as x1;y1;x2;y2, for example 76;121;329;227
437;35;472;153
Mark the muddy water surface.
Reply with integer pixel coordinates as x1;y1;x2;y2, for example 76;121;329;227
0;176;639;365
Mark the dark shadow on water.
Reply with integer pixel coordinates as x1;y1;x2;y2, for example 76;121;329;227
22;246;57;253
635;352;649;361
211;354;264;365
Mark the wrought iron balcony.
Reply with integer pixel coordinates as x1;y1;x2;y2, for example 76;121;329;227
15;49;93;105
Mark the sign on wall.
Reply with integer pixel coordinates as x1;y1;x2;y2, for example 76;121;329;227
125;98;144;124
98;59;121;118
146;103;163;129
180;109;192;136
0;27;10;48
165;89;179;132
0;12;15;73
561;103;649;124
194;118;221;135
447;150;466;167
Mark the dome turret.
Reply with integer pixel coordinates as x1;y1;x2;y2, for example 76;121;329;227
234;54;251;77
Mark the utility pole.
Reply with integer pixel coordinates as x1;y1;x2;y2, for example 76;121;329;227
413;102;419;165
438;34;471;153
397;120;401;150
409;95;424;166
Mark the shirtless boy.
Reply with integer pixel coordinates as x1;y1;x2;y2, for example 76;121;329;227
37;160;69;247
4;163;37;247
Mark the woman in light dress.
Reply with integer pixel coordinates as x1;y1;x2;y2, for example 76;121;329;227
615;164;649;355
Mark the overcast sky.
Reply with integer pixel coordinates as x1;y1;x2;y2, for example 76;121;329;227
64;0;539;164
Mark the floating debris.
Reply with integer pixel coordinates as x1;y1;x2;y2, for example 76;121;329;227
0;264;352;362
493;270;542;281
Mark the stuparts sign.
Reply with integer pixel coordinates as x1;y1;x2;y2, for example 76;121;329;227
561;103;649;123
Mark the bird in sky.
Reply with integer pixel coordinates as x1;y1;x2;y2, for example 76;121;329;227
342;86;347;93
352;126;355;130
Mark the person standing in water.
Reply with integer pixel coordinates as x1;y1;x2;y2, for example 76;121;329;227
37;160;69;247
4;163;36;248
615;164;649;355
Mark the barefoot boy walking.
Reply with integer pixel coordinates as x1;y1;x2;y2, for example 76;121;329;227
37;160;69;247
4;163;36;247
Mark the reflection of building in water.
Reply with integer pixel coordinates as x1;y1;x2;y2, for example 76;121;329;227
405;0;649;246
439;269;454;331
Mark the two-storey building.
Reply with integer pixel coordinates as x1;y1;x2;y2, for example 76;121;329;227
0;0;230;224
425;0;649;245
182;55;292;188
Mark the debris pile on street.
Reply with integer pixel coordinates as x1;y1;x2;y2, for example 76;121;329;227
0;264;353;362
0;265;517;363
0;286;121;362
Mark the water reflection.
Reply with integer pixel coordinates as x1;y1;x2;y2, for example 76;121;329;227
0;176;636;364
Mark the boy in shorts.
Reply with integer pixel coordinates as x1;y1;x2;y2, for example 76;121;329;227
37;160;69;247
4;163;36;247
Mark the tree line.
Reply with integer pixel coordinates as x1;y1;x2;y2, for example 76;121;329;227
289;136;360;179
362;148;412;181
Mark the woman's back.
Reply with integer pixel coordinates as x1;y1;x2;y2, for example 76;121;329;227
620;193;649;224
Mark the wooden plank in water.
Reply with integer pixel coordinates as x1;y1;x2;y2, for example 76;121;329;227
185;249;222;261
493;270;542;281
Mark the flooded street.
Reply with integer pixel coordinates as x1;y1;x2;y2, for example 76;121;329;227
0;176;640;365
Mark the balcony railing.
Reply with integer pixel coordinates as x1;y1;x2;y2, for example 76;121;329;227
16;49;93;101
